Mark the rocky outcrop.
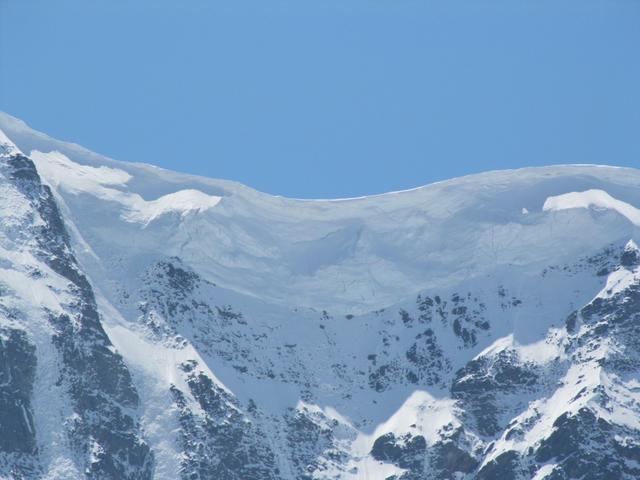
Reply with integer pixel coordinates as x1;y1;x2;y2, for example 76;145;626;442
0;327;38;479
170;360;279;480
1;148;153;478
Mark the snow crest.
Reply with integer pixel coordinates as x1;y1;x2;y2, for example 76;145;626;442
30;150;221;224
0;127;22;155
543;189;640;225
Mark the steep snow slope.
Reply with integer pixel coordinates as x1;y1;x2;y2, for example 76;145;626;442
1;111;640;479
0;127;153;479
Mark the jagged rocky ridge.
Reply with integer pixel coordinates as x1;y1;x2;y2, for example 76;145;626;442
0;134;152;478
0;113;639;479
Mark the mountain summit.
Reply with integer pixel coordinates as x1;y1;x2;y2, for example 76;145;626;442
0;112;639;479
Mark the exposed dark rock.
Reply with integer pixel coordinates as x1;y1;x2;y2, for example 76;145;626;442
370;432;426;471
2;151;154;479
530;408;634;480
0;328;36;454
170;362;279;480
286;406;350;479
620;241;640;268
452;349;541;437
476;450;519;480
0;327;40;479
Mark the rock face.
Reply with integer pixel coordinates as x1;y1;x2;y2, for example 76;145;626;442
169;360;280;480
0;140;152;478
0;328;37;477
1;114;640;479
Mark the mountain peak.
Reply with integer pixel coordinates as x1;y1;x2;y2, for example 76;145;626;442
621;239;640;268
0;127;22;156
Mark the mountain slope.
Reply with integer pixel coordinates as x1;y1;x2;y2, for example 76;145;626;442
0;111;639;479
0;127;153;479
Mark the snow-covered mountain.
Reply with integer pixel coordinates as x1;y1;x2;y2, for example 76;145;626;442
0;111;639;479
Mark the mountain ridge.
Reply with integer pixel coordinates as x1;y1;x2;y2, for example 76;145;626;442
4;111;640;314
0;113;639;479
0;111;637;204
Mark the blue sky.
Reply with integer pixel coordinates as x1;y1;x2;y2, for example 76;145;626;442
1;0;639;198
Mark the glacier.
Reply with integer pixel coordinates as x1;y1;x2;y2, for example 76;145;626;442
0;110;639;479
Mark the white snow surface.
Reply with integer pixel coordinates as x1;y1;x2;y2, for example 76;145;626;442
3;111;640;315
30;150;221;224
543;188;640;226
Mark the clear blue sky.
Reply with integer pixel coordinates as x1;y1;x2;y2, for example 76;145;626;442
1;0;639;198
